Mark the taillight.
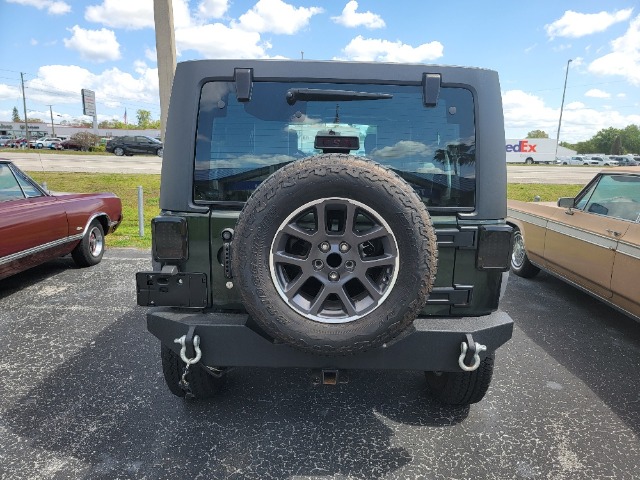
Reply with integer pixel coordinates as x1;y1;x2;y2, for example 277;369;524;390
152;216;188;262
476;225;513;271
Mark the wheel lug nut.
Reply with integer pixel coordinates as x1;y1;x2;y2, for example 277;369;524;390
339;242;350;253
345;260;355;271
313;259;324;270
328;271;339;282
319;241;331;253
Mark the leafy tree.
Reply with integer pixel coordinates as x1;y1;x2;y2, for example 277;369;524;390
26;117;42;123
621;125;640;154
12;107;20;122
563;124;640;154
136;109;152;128
70;132;100;151
610;136;623;155
527;130;548;138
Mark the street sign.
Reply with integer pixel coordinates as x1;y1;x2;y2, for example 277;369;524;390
81;89;96;116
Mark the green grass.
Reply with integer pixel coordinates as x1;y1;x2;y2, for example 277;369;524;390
24;171;585;249
507;183;584;202
27;171;160;249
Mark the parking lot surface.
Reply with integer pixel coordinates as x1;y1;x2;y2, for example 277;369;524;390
0;249;638;479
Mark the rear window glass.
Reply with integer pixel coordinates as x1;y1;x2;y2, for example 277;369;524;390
194;81;476;209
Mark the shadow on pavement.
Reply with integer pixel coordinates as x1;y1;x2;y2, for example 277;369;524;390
502;272;640;437
0;257;77;300
4;307;469;479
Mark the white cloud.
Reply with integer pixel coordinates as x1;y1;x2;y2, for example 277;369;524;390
22;64;159;112
502;89;640;142
197;0;229;19
145;47;157;63
588;14;640;86
63;25;121;63
585;89;610;98
545;8;633;39
235;0;323;34
85;0;191;30
7;0;70;15
339;36;443;62
176;24;269;58
332;1;385;29
0;84;21;101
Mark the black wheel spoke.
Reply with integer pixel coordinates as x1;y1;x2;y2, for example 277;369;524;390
273;250;307;268
361;254;396;269
282;223;316;240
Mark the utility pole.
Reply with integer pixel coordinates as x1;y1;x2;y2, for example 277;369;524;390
555;59;572;160
48;105;56;137
20;72;30;145
154;0;176;142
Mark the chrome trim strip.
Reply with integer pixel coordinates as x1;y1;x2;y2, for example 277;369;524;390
546;221;618;250
617;241;640;261
0;234;83;267
507;209;548;228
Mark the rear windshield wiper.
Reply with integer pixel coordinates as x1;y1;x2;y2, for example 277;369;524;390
286;88;393;105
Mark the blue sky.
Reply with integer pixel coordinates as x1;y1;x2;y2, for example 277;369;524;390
0;0;638;142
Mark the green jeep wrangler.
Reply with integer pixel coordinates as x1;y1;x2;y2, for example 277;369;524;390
137;59;513;406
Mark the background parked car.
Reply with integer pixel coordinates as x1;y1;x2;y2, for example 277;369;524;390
587;155;619;167
106;136;163;157
59;138;86;151
8;137;28;148
0;136;13;147
610;156;638;167
33;137;63;149
557;155;590;165
0;160;122;280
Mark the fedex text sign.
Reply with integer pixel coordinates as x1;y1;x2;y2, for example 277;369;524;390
506;140;537;153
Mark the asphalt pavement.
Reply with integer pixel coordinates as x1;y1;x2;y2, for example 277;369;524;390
0;249;638;479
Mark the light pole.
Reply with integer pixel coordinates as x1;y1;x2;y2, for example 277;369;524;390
48;105;56;137
555;59;572;160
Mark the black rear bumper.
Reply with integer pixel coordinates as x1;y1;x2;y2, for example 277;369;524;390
147;308;513;372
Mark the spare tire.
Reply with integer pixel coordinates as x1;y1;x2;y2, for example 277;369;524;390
232;154;437;355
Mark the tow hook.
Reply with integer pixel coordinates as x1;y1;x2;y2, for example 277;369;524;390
311;368;349;386
458;333;487;372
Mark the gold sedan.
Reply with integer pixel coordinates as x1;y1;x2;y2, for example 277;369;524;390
507;166;640;322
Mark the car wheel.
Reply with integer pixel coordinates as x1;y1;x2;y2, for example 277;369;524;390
232;154;438;355
114;147;124;156
157;147;163;157
425;352;495;406
510;229;540;278
160;344;224;399
525;158;534;165
562;162;568;165
71;220;105;267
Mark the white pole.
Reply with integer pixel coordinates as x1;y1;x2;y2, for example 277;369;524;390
138;186;144;237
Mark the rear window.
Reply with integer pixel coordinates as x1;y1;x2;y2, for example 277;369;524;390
194;80;476;209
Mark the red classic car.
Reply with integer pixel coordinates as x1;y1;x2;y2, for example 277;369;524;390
0;160;123;280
